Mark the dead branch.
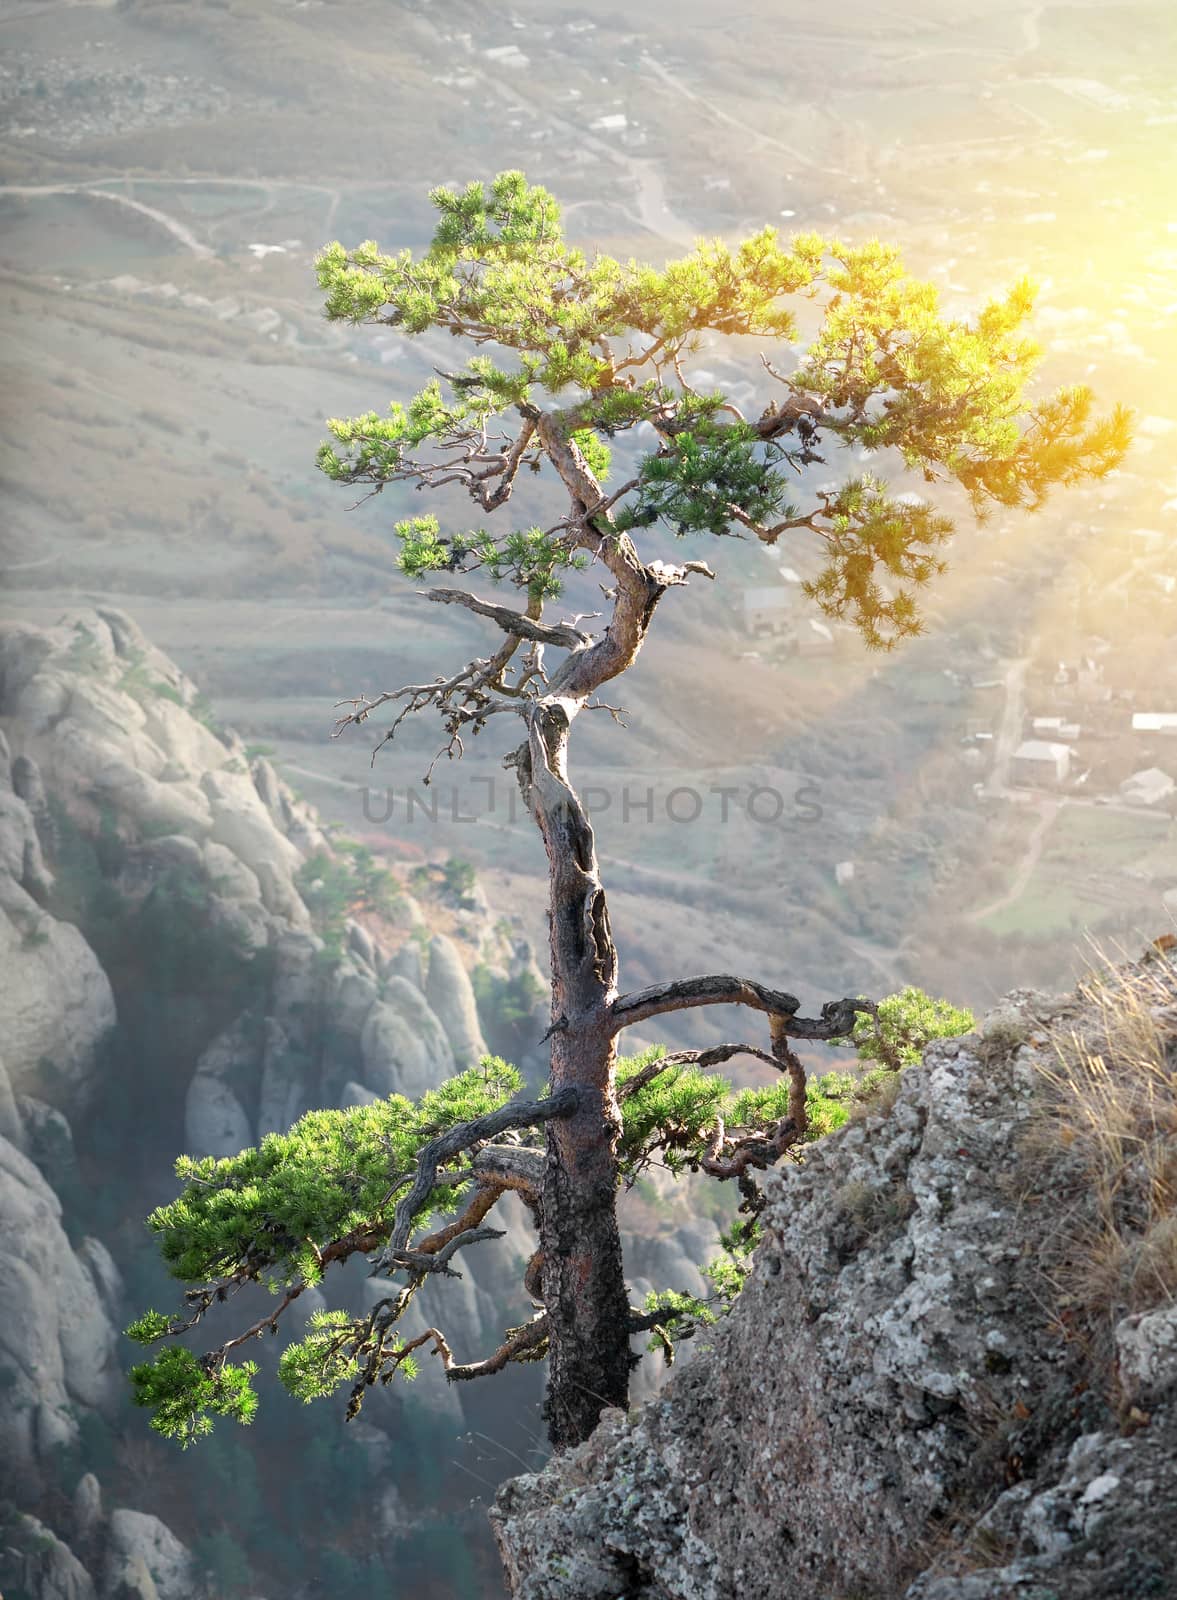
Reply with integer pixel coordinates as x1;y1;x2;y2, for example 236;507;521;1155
386;1224;505;1278
444;1314;551;1381
424;587;592;649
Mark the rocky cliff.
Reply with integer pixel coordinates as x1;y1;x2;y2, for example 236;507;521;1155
0;607;539;1600
493;955;1177;1599
0;605;717;1600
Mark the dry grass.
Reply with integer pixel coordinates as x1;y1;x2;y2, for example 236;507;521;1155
1024;944;1177;1384
846;1069;906;1125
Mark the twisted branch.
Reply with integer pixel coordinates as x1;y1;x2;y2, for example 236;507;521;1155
610;977;866;1038
372;1088;579;1276
424;588;592;649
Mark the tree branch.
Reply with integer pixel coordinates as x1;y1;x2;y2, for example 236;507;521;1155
699;1114;800;1179
388;1224;506;1278
407;1299;700;1388
533;412;664;701
371;1088;579;1276
610;977;866;1037
617;1041;783;1102
413;1183;504;1258
443;1314;551;1381
424;588;592;649
470;1145;545;1198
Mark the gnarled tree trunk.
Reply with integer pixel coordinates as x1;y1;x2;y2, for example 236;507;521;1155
518;701;631;1449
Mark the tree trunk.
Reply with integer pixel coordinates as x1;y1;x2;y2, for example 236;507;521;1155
521;702;632;1449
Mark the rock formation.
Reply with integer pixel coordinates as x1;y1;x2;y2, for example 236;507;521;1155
0;606;558;1600
493;958;1177;1600
0;1116;120;1475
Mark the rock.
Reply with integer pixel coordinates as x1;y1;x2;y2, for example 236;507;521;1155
425;933;487;1067
623;1221;712;1306
1116;1302;1177;1402
3;1513;97;1600
208;895;271;952
138;695;228;778
61;740;213;839
78;1238;124;1324
201;770;307;926
339;1081;379;1108
11;752;54;865
378;1482;408;1537
0;776;53;902
326;966;380;1037
382;891;425;934
16;1094;78;1190
271;931;325;1030
491;975;1176;1600
346;917;377;969
184;1074;253;1157
905;1421;1177;1598
137;834;204;876
201;840;262;901
103;1510;196;1600
0;894;115;1101
250;756;288;825
256;1017;309;1138
72;1473;104;1546
0;621;55;708
60;680;164;777
190;1015;256;1083
386;938;424;990
0;1051;24;1147
12;669;72;736
344;1418;393;1470
252;857;310;927
360;979;455;1100
0;1135;119;1474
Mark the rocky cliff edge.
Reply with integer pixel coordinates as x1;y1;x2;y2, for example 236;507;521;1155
493;952;1177;1600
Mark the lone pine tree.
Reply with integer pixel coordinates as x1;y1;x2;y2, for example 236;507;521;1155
128;172;1130;1452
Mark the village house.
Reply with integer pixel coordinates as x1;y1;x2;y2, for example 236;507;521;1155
1119;767;1176;808
1032;716;1081;742
1011;739;1072;788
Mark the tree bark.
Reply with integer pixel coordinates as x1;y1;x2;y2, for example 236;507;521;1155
520;699;632;1450
506;413;672;1447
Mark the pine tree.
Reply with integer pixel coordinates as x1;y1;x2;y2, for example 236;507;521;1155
129;172;1130;1452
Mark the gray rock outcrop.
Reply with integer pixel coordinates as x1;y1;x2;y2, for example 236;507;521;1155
0;1134;119;1475
5;1514;97;1600
425;932;488;1067
0;748;114;1100
360;976;455;1100
102;1509;196;1600
493;965;1177;1600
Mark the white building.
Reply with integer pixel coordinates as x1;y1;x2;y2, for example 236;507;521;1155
1011;740;1072;787
1119;768;1176;807
1032;716;1081;742
1133;713;1177;735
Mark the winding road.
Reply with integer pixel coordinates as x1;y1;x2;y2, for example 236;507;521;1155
0;182;216;259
